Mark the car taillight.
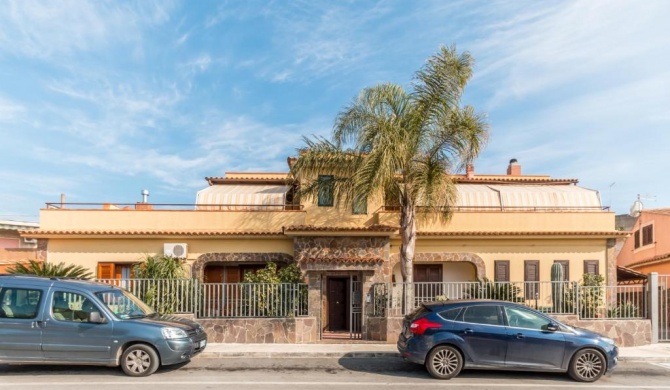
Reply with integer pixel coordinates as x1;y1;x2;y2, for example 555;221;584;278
409;318;441;335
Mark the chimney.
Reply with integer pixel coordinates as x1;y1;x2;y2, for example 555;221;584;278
466;164;475;179
507;158;521;176
135;189;153;210
141;189;149;203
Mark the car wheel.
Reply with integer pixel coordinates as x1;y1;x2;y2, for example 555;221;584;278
569;348;606;382
425;345;463;380
121;344;160;377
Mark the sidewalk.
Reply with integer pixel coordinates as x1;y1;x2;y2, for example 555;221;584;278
197;342;670;362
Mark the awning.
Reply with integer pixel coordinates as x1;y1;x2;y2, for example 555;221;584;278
454;185;602;211
196;185;290;210
455;185;502;210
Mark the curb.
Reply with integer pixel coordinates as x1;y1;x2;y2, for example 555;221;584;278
197;351;402;359
617;356;670;363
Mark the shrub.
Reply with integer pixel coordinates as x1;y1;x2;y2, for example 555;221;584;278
7;259;92;279
466;278;524;302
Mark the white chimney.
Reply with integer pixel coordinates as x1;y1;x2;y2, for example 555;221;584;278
141;189;149;203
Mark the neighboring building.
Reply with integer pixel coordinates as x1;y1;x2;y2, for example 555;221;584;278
617;209;670;274
0;220;42;273
22;159;624;336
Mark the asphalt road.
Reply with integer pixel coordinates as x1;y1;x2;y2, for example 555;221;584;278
1;357;670;389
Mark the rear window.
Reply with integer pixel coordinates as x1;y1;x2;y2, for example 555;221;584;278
438;308;461;321
407;305;431;320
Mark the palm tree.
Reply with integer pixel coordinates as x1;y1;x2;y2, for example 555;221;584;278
290;46;489;286
7;259;93;279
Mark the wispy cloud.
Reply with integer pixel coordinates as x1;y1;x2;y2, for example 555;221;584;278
0;96;24;122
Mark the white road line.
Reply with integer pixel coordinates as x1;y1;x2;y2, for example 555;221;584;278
653;363;670;369
2;382;670;388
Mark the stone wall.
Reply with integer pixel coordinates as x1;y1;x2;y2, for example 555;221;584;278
199;317;318;343
370;315;651;347
553;315;651;347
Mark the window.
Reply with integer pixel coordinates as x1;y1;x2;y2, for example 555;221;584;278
634;229;640;249
352;194;367;214
97;263;134;283
642;224;654;246
317;175;334;207
461;305;502;326
584;260;599;275
439;308;462;321
524;260;539;300
504;306;551;330
0;287;42;319
553;260;569;281
51;291;101;322
494;261;510;282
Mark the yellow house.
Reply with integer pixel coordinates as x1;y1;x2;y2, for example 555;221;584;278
22;159;626;340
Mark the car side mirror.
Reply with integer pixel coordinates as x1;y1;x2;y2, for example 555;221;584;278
545;322;559;332
88;311;107;324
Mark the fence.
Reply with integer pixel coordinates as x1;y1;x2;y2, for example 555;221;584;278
372;281;647;320
95;279;308;318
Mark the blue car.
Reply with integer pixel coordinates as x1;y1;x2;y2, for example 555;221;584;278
397;300;618;382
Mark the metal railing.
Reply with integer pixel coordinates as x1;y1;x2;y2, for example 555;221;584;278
198;283;308;318
46;202;303;211
378;205;608;212
96;279;309;318
372;281;646;320
96;278;199;314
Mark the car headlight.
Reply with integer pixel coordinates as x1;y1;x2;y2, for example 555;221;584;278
600;337;615;345
162;327;188;340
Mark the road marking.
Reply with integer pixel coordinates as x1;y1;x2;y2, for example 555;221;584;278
653;363;670;370
2;382;670;388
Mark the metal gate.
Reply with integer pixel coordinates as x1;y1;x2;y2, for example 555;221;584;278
349;277;362;340
660;275;670;342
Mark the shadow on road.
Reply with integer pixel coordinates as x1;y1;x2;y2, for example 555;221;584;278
0;360;192;377
336;356;574;383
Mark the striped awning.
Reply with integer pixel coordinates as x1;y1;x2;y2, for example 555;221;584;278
455;185;601;211
196;185;290;210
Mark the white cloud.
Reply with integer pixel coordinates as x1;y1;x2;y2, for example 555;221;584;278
0;96;24;123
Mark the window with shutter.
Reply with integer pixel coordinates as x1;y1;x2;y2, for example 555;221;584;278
642;224;654;246
634;230;640;249
97;263;114;279
524;260;539;300
317;175;334;207
554;260;569;281
584;260;599;275
494;261;510;282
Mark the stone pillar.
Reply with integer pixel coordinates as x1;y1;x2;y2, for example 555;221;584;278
606;238;617;286
307;272;322;340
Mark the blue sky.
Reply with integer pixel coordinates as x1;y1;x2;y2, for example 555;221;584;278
1;0;669;222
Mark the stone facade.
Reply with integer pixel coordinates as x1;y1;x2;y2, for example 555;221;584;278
369;315;651;347
199;317;318;343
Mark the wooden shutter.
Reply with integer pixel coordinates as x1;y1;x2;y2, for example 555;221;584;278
494;261;510;282
524;260;539;300
97;263;115;279
634;230;640;248
584;260;599;275
642;224;654;246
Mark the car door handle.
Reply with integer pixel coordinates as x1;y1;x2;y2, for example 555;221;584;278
514;333;525;339
32;321;45;328
463;328;474;334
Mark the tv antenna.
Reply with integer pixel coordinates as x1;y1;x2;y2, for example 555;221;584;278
628;193;656;217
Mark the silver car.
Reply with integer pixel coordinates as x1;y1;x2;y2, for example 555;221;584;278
0;275;207;376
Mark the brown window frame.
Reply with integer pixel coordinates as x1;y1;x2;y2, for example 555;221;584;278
97;262;135;280
524;260;540;300
494;260;510;282
583;260;600;275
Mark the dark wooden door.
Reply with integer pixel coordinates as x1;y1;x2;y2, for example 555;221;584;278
204;266;225;283
328;278;348;331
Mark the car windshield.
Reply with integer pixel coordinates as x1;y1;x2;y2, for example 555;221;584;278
94;289;156;319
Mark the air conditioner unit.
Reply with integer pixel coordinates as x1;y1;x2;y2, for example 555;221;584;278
22;238;38;245
164;243;188;258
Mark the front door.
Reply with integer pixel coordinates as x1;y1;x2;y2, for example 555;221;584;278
42;290;114;363
328;278;348;331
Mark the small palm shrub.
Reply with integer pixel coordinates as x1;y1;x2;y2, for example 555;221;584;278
7;259;92;279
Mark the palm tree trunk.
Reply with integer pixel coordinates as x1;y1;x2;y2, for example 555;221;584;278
399;202;416;313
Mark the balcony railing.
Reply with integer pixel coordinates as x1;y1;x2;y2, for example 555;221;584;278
378;205;609;212
46;203;304;211
372;281;646;320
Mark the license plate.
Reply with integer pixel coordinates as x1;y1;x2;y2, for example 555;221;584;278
199;340;207;348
